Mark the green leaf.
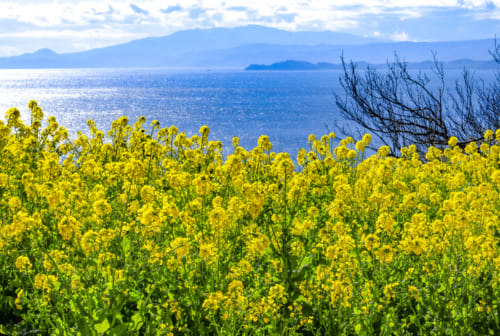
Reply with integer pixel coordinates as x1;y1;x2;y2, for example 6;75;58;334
109;324;130;336
95;318;110;334
0;324;9;335
121;236;130;256
292;263;311;282
131;313;144;330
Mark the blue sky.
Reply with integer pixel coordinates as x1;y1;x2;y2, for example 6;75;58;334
0;0;498;57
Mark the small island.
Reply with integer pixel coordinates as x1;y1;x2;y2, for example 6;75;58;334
246;59;498;71
245;60;342;71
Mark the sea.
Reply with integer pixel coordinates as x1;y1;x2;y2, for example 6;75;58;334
0;67;496;157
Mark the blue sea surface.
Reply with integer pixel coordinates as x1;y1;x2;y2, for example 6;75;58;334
0;68;343;156
0;67;496;157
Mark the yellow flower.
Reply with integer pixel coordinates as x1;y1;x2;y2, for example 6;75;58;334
232;136;239;147
81;230;99;255
8;196;22;211
347;149;357;160
340;136;354;145
376;212;395;233
228;280;244;294
307;206;319;217
465;141;477;154
93;199;112;217
199;242;217;261
138;206;156;225
192;175;212;196
492;170;500;185
71;278;84;291
375;245;394;263
355;140;366;152
363;233;380;251
257;135;273;151
57;216;81;241
0;173;8;187
150;119;160;130
247;234;270;256
383;283;398;300
34;274;58;292
448;136;458;147
269;284;287;304
484;129;493;141
209;207;229;231
377;146;391;157
134;116;146;129
15;255;32;272
291;218;314;236
402;237;427;256
140;185;155;202
168;125;178;136
480;142;489;153
199;125;210;137
362;133;372;145
334;145;349;159
170;237;191;260
15;289;23;310
202;291;225;311
408;285;419;301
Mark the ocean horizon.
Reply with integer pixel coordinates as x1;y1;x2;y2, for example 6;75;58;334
0;67;496;157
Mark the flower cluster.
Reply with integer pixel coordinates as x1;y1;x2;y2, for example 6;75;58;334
0;100;499;335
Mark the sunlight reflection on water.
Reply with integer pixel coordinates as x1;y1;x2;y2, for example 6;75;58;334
0;67;495;157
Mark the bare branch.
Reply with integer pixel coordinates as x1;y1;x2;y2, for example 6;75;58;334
489;36;500;63
334;44;499;157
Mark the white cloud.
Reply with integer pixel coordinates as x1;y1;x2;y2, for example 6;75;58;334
0;45;22;57
0;0;498;56
0;28;144;40
392;32;411;41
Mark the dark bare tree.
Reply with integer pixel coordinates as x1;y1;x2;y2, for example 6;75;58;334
489;37;500;63
451;39;500;143
335;41;500;156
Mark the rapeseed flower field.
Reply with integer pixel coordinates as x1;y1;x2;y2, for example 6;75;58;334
1;100;499;335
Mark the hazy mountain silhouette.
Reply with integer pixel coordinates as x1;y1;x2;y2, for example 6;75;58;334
0;25;496;68
245;59;498;71
246;60;343;70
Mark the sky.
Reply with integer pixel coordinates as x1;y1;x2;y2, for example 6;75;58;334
0;0;498;57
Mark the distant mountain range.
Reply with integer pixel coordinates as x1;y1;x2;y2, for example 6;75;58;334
0;25;497;69
246;59;499;71
246;60;343;71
